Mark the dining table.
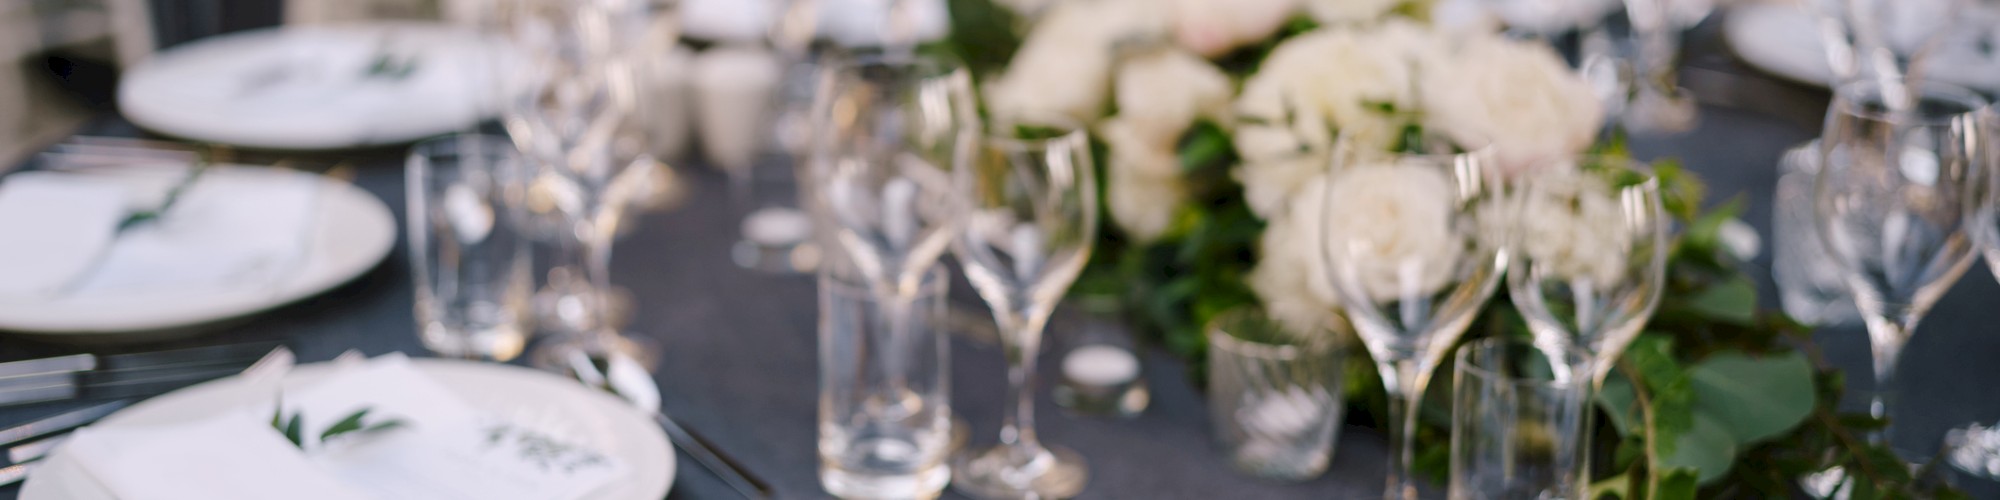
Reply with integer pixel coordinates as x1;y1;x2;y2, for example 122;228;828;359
2;13;1999;500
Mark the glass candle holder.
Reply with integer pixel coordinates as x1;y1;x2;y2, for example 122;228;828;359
406;134;534;362
1207;308;1347;481
1449;337;1593;500
1053;294;1149;418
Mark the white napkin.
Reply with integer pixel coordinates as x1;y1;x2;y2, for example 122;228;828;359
0;173;129;296
65;354;625;500
65;412;375;500
68;168;317;296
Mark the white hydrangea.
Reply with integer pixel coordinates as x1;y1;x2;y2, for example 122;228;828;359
1232;23;1446;219
1303;0;1404;25
983;0;1166;122
1248;175;1344;337
1421;34;1604;176
1096;48;1231;242
1170;0;1303;57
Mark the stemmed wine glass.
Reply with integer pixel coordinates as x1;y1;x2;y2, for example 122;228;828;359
1506;157;1668;386
1318;136;1506;500
950;115;1097;499
1813;79;1989;456
497;0;677;365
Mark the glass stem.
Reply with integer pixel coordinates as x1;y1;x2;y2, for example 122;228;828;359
1861;314;1911;448
999;310;1048;455
1379;358;1423;500
580;212;618;338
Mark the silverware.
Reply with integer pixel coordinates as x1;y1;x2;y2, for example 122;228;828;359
0;342;283;407
0;346;294;487
0;400;131;448
564;350;772;500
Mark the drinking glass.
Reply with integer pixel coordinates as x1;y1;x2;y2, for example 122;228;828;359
1318;140;1506;500
498;0;676;366
1449;337;1592;500
1207;308;1347;481
1506;156;1667;385
818;264;953;500
949;117;1096;499
1813;79;1988;453
407;134;534;362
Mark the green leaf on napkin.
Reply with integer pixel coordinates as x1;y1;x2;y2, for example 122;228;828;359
271;405;406;450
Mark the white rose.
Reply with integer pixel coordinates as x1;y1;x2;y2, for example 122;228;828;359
1321;161;1465;303
1171;0;1302;57
1235;154;1325;219
1421;35;1603;176
1249;175;1344;337
985;0;1167;122
1302;0;1403;24
1514;170;1634;288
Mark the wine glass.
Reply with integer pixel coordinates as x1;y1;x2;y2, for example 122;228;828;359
497;0;678;366
1318;137;1506;500
950;115;1097;499
1814;79;1988;456
1506;156;1668;386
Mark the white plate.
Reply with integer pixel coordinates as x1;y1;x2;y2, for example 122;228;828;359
1724;3;2000;91
0;165;395;337
20;359;675;500
119;22;500;150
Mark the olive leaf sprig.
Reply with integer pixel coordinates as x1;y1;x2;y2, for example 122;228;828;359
270;403;407;451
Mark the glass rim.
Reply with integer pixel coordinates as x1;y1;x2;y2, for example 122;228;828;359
983;113;1091;153
1206;308;1339;361
1831;79;1992;125
818;265;950;299
822;52;967;80
409;133;520;159
1452;337;1591;391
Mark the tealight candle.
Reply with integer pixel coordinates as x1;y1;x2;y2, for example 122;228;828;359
1062;345;1139;388
742;207;812;247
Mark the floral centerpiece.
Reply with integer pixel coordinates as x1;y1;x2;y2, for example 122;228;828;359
927;0;1965;496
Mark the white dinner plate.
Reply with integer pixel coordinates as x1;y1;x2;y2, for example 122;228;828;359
119;22;500;150
0;165;395;337
20;359;675;500
1724;3;2000;91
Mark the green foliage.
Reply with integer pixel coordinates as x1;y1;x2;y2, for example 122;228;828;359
941;4;1959;497
270;405;406;450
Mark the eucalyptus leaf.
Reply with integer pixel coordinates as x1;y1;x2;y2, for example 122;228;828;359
283;413;304;448
1688;352;1815;444
1687;277;1757;326
1657;468;1702;499
1660;413;1736;484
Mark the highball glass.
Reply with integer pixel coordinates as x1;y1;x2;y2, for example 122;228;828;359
1449;337;1592;500
818;265;953;500
407;134;535;362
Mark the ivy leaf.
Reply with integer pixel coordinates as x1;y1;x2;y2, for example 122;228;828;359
1688;352;1816;444
1687;277;1757;326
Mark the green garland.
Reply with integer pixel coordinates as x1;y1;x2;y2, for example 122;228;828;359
930;1;1964;495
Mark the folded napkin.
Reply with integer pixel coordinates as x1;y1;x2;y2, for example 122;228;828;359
65;167;318;296
0;173;129;296
65;355;625;500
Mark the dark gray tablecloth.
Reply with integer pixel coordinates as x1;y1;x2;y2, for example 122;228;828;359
3;14;1999;500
